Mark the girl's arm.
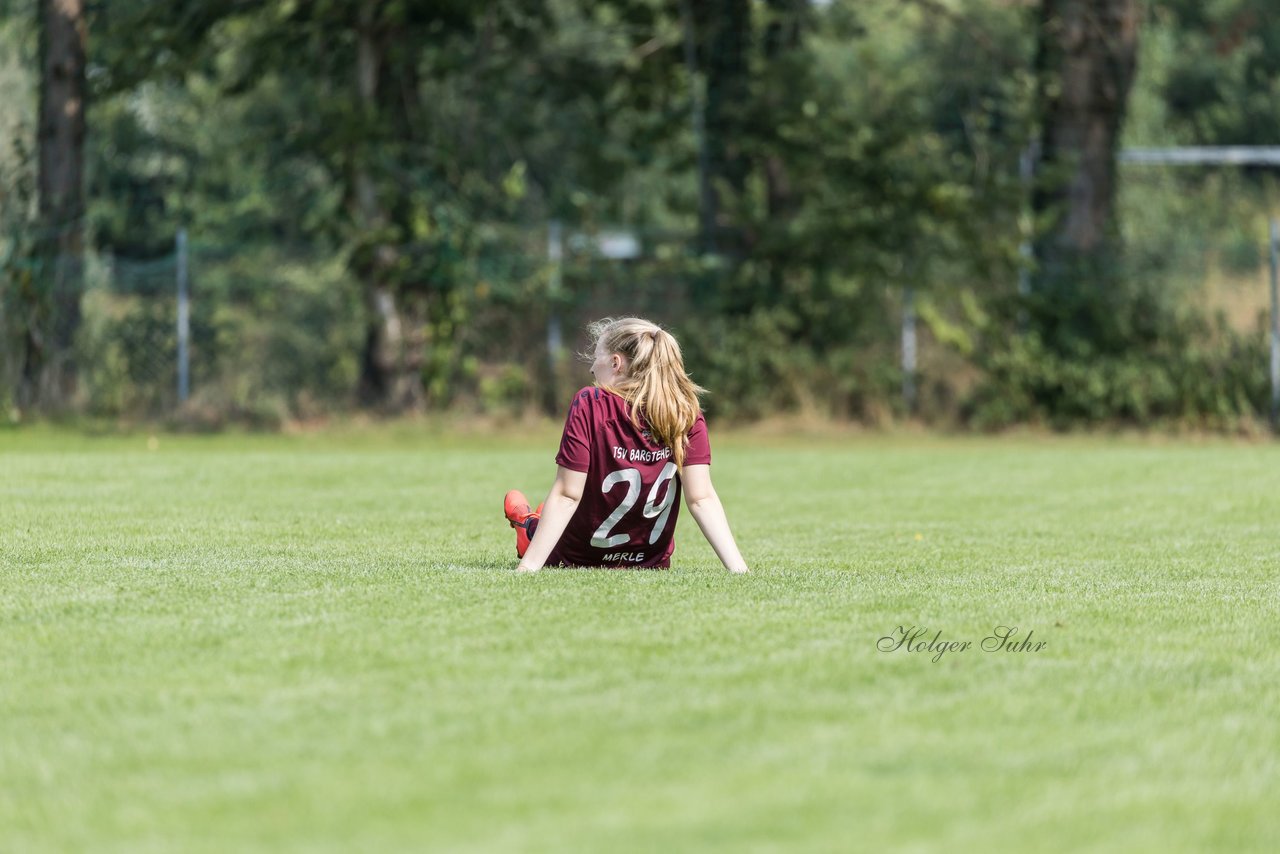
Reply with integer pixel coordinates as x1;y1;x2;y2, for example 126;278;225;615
680;464;749;574
516;466;588;573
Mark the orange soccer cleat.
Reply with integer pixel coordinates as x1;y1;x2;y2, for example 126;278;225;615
504;489;542;558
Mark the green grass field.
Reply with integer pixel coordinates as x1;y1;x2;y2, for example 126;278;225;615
3;425;1278;852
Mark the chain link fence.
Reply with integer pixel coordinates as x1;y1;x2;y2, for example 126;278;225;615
2;195;1277;428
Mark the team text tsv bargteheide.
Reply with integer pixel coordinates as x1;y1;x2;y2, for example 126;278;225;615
877;626;1048;663
611;445;672;464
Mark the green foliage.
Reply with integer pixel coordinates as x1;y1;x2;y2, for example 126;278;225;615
77;247;362;424
680;277;901;422
966;284;1269;430
0;5;36;409
1153;0;1280;146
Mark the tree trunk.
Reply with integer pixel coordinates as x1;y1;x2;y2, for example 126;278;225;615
680;0;716;255
703;0;751;255
761;0;804;223
23;0;86;412
352;7;424;412
1030;0;1140;345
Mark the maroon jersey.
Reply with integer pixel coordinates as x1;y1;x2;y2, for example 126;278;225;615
543;386;711;569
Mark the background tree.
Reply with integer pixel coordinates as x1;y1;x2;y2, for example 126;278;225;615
1156;0;1280;147
1;0;1271;427
1030;0;1141;351
17;0;85;410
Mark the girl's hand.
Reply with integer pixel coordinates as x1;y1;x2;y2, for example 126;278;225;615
681;465;750;576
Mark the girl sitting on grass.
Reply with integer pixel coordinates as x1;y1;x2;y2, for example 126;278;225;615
504;317;749;574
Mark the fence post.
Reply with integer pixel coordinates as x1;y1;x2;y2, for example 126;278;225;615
1017;142;1038;333
1270;218;1279;432
176;228;190;405
902;285;917;414
546;220;564;410
1018;143;1036;300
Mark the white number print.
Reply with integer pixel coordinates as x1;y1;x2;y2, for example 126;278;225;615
590;462;678;549
641;462;678;545
590;469;641;548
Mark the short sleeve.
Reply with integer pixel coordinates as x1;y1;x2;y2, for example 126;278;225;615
684;412;711;466
554;389;593;472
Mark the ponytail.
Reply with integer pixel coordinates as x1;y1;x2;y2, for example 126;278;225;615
587;317;705;468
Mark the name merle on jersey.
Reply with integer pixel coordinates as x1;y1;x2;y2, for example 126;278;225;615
610;445;672;463
601;551;647;563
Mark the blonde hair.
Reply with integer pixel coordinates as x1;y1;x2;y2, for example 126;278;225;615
587;317;706;469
